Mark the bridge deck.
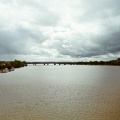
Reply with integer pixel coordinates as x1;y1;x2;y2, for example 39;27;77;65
27;62;82;65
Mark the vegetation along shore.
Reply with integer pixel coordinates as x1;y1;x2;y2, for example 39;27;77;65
0;60;27;73
0;58;120;73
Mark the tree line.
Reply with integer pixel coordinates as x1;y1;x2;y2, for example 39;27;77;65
0;60;27;72
75;60;120;65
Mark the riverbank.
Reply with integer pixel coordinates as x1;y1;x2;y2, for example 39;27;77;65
0;68;15;73
0;60;27;73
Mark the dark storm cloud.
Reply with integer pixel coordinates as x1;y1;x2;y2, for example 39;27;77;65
16;26;48;44
59;31;120;58
0;25;48;55
95;30;120;54
52;24;120;58
0;29;19;54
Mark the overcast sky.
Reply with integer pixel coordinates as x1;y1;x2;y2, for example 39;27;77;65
0;0;120;61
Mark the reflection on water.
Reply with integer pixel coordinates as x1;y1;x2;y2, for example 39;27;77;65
0;65;120;120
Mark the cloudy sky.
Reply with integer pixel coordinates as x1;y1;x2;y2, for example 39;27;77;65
0;0;120;61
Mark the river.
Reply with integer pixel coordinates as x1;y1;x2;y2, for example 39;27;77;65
0;65;120;120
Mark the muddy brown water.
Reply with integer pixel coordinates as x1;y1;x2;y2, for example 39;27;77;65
0;65;120;120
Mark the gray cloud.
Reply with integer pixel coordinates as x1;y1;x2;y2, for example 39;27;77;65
76;0;120;22
0;24;48;55
0;0;120;61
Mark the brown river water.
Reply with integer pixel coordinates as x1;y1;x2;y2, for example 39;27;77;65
0;65;120;120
